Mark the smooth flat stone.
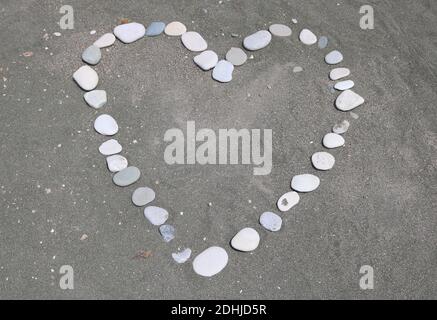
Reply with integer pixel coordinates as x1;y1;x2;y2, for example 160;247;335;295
312;152;335;171
99;139;122;155
82;45;101;65
323;133;345;148
164;21;186;36
243;30;272;51
193;246;228;277
291;174;320;193
144;206;168;226
145;21;166;36
112;166;140;186
299;29;317;45
94;114;118;136
212;60;234;83
231;228;260;252
332;120;350;134
84;90;107;109
325;50;344;65
225;47;247;66
335;80;355;91
335;90;365;111
113;22;145;43
330;68;350;80
172;248;192;264
293;66;303;73
259;212;282;232
73;65;99;91
132;187;155;207
277;191;300;212
194;50;218;70
269;24;292;37
181;31;207;52
106;154;128;172
93;33;116;48
159;224;175;242
318;36;328;49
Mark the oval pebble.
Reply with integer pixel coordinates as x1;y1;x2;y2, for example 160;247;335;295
113;22;146;43
193;246;228;277
312;152;335;171
172;248;192;264
131;187;155;207
73;65;99;91
299;29;317;45
330;68;350;80
212;60;234;83
84;90;107;109
325;50;344;65
82;45;101;65
318;36;328;49
291;174;320;193
231;227;260;252
164;21;187;36
225;47;247;66
106;154;128;173
93;33;116;48
94;114;118;136
99;139;122;155
269;24;292;37
112;166;141;187
259;212;282;232
194;50;218;71
243;30;272;51
323;133;345;149
332;120;350;134
181;31;207;52
159;224;175;243
144;206;169;226
277;191;300;212
335;90;365;111
145;21;166;37
335;80;355;91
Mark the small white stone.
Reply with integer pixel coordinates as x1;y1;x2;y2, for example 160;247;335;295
194;50;218;70
277;191;300;212
259;212;282;232
164;21;187;36
132;187;155;207
335;80;354;91
269;24;292;37
243;30;272;51
113;22;146;43
325;50;344;65
299;29;317;45
181;31;207;52
330;68;350;80
312;152;335;171
323;133;345;149
73;66;99;91
144;206;169;226
193;246;228;277
172;248;192;264
335;90;365;111
94;33;116;48
106;155;128;172
291;174;320;193
332;120;350;134
231;228;260;252
84;90;107;109
212;60;234;83
94;114;118;136
99;139;122;155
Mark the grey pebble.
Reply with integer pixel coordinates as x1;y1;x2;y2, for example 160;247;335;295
82;45;101;65
132;187;155;207
112;166;141;187
159;224;175;242
146;21;166;36
225;47;247;66
318;36;328;49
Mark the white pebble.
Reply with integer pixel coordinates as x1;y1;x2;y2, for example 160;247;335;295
291;174;320;193
312;152;335;171
99;139;122;155
277;191;300;212
231;228;260;252
106;155;128;172
73;66;99;91
193;246;228;277
335;90;365;111
330;68;350;80
94;114;118;136
323;133;345;149
94;33;116;48
299;29;317;45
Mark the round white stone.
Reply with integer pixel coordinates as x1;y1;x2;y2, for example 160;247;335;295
73;65;99;91
99;139;122;155
106;154;128;173
335;80;355;91
84;90;107;109
332;120;350;134
243;30;272;51
94;114;118;136
172;248;192;264
299;29;317;45
113;22;145;43
325;50;344;65
225;47;247;66
312;152;335;171
291;174;320;193
269;24;292;37
330;68;350;80
323;133;345;149
335;90;365;111
181;31;207;52
164;21;187;36
259;212;282;232
231;228;260;252
194;50;218;70
277;191;300;212
93;33;116;48
192;246;228;277
212;60;234;83
144;206;169;226
132;187;155;207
